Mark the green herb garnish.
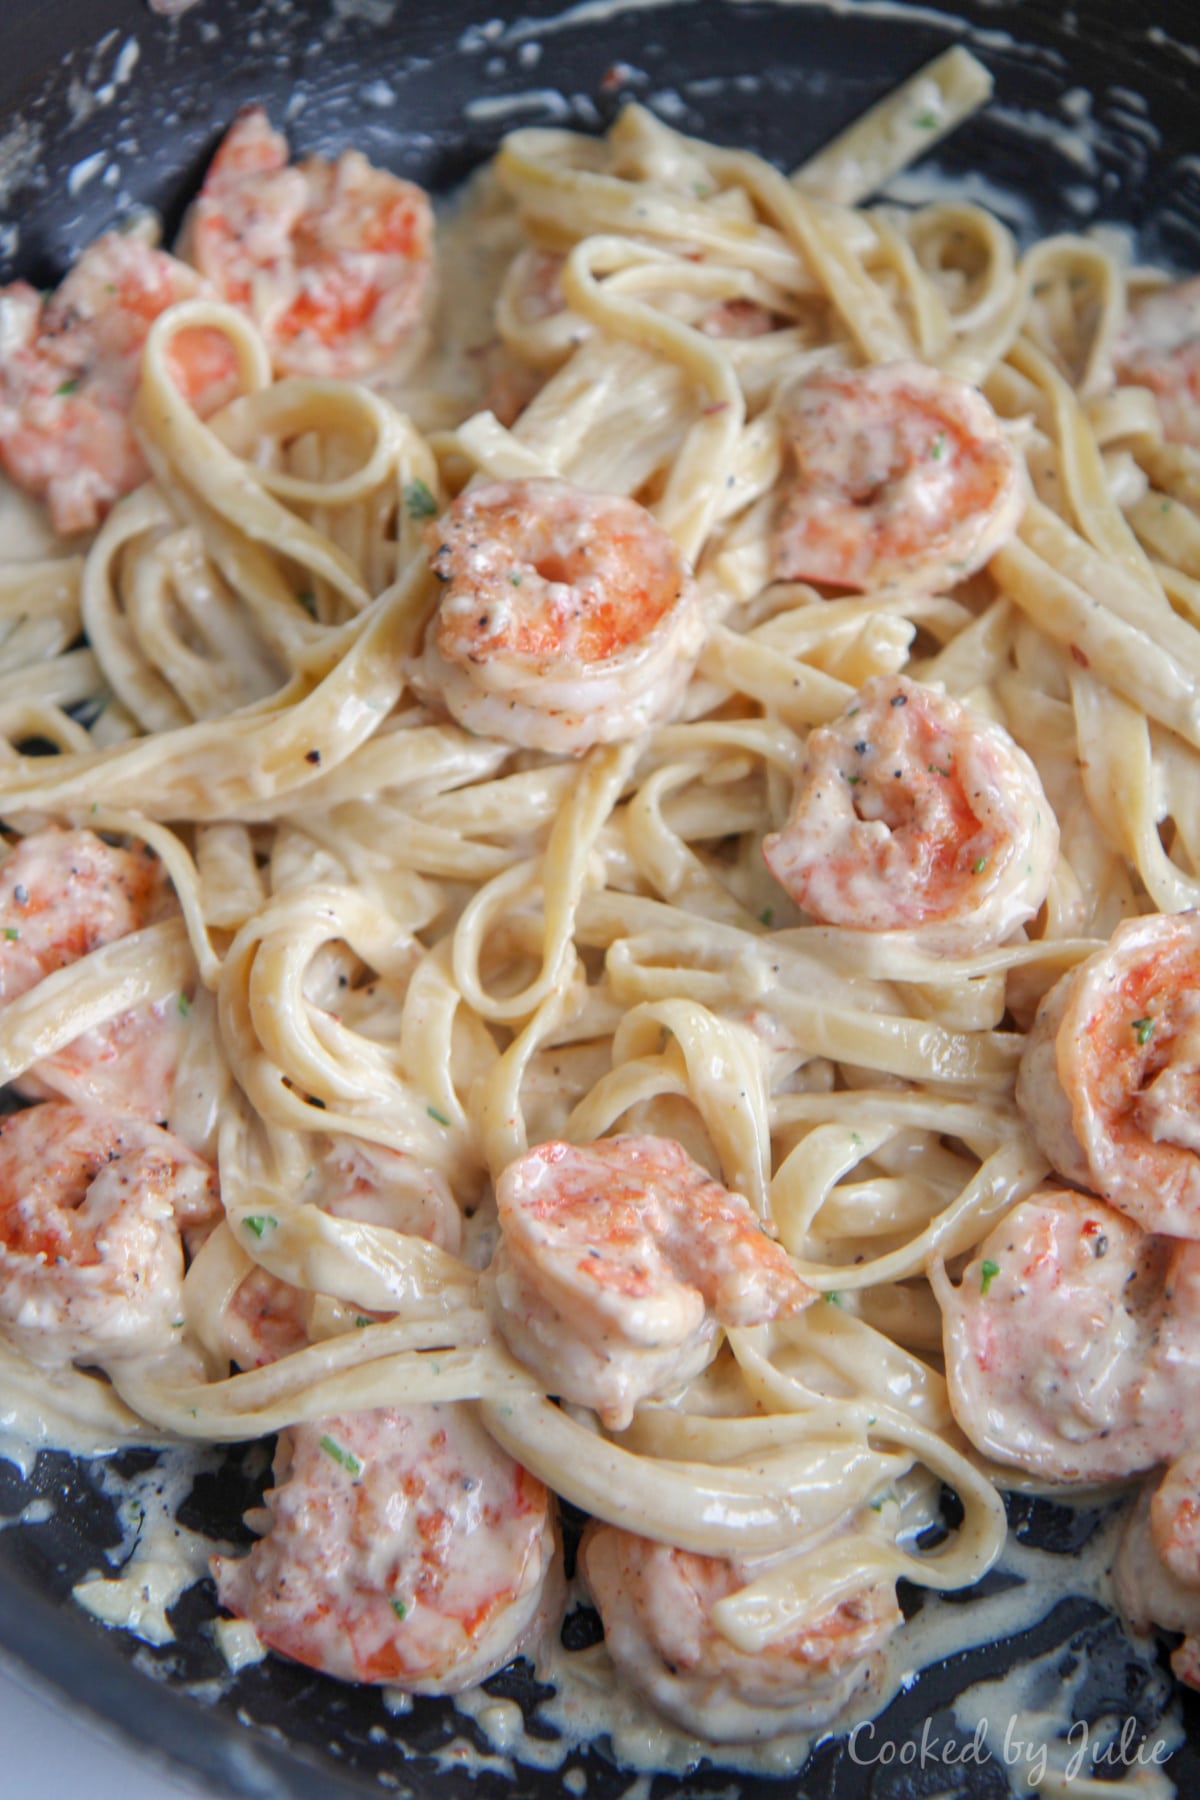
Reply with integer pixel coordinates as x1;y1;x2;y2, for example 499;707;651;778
243;1214;277;1240
980;1258;1000;1295
427;1104;451;1127
404;478;438;520
1134;1016;1155;1045
319;1435;363;1476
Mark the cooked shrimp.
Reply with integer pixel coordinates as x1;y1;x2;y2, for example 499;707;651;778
1114;279;1200;447
762;673;1058;955
307;1134;462;1253
772;361;1027;592
933;1187;1200;1481
224;1264;314;1370
1115;1455;1200;1690
180;106;434;380
1017;912;1200;1238
0;826;187;1123
581;1523;900;1741
0;233;237;535
212;1403;562;1690
488;1135;809;1430
18;997;190;1125
0;1100;218;1366
410;478;706;754
0;827;171;1002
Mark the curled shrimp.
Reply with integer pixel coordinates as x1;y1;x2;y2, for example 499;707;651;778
933;1187;1200;1481
305;1134;462;1252
580;1523;900;1741
1114;279;1200;447
0;827;186;1124
0;827;171;1002
221;1135;461;1369
772;361;1027;592
212;1403;562;1690
761;673;1058;954
488;1135;810;1430
1017;912;1200;1239
0;233;237;535
0;1100;218;1366
410;478;706;754
180;106;434;380
1115;1451;1200;1690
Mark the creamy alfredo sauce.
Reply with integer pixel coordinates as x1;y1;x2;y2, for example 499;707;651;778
0;24;1193;1793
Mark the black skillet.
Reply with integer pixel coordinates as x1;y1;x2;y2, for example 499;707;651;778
2;1;1200;1793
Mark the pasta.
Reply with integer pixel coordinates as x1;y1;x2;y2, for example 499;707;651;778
1;43;1199;1762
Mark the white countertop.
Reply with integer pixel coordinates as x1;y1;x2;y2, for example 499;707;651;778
0;1647;213;1798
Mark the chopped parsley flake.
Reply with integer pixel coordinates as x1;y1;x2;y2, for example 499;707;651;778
177;992;191;1017
980;1257;1000;1295
508;571;523;586
243;1214;277;1240
1133;1016;1155;1045
823;1290;843;1307
914;109;939;129
55;378;80;396
3;928;17;941
758;906;774;927
427;1104;451;1127
296;589;317;616
391;1597;409;1619
404;478;438;520
928;763;951;777
319;1435;362;1476
868;1489;895;1512
354;1315;373;1328
930;432;947;460
973;856;988;874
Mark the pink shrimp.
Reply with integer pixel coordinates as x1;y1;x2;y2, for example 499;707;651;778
179;106;434;380
1115;1450;1200;1691
211;1403;562;1691
0;1100;218;1366
410;478;706;753
933;1187;1200;1481
773;361;1027;592
1016;911;1200;1239
0;233;238;535
1114;279;1200;447
581;1523;900;1741
762;673;1058;954
0;827;188;1126
488;1135;810;1430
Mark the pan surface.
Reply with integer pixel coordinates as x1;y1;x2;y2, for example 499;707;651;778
2;1;1200;1794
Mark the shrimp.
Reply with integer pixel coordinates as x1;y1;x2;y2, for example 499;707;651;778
0;233;238;535
0;826;187;1125
488;1135;810;1431
772;361;1027;593
1016;912;1200;1239
307;1133;462;1254
580;1523;900;1741
0;1100;218;1366
1115;1453;1200;1690
0;827;171;1002
761;674;1059;955
932;1187;1200;1481
211;1403;562;1690
409;478;707;754
1113;279;1200;447
179;106;434;380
